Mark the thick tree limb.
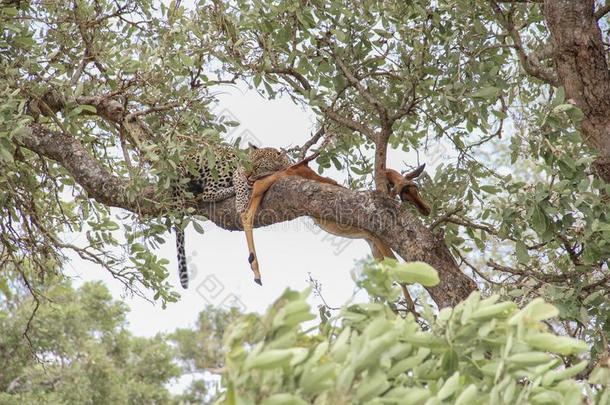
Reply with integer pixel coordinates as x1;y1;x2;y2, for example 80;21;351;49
16;124;157;214
16;123;476;308
198;176;476;308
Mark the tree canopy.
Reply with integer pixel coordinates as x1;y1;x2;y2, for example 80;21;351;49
0;278;180;404
1;0;609;398
1;265;608;404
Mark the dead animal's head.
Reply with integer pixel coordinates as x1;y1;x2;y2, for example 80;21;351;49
386;164;431;216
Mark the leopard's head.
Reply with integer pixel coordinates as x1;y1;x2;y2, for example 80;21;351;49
248;143;292;175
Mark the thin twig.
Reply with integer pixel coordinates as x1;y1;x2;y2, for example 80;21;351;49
429;205;464;230
299;127;325;160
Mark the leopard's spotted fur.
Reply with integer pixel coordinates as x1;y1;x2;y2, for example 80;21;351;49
175;145;291;288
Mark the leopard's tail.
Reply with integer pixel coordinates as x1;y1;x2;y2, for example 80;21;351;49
175;226;189;289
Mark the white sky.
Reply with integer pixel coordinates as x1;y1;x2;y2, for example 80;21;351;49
65;84;448;337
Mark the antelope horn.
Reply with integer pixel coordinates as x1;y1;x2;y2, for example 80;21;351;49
404;163;426;180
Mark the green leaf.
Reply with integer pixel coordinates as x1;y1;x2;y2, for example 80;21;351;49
261;394;308;405
480;185;501;194
509;298;559;325
507;352;554;367
455;385;478;405
389;261;440;287
531;204;549;235
471;302;516;320
525;333;588;355
192;221;204;234
79;104;97;114
437;372;460;400
244;349;294;370
552;103;576;114
515;241;529;264
469;86;501;100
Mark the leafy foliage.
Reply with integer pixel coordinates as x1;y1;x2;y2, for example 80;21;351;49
0;0;240;305
0;279;180;404
171;305;250;402
0;0;609;392
218;262;609;404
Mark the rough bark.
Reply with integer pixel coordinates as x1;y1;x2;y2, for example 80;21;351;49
544;0;610;182
17;123;476;308
17;124;157;213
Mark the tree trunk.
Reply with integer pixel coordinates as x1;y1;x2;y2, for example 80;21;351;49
544;0;610;181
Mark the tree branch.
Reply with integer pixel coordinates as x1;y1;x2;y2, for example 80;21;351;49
265;67;311;91
321;108;377;141
197;177;476;308
298;126;325;160
486;259;586;283
331;51;394;192
16;124;158;214
333;53;387;118
491;1;559;86
15;123;476;308
595;2;610;19
261;65;377;141
124;101;182;119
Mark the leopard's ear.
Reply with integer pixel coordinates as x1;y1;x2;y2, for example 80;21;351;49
248;142;259;150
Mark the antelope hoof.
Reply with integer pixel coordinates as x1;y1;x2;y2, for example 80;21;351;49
248;253;262;285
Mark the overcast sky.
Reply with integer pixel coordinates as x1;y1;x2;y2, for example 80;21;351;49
64;84;447;337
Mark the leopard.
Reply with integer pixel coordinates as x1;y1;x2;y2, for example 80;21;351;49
174;144;292;289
